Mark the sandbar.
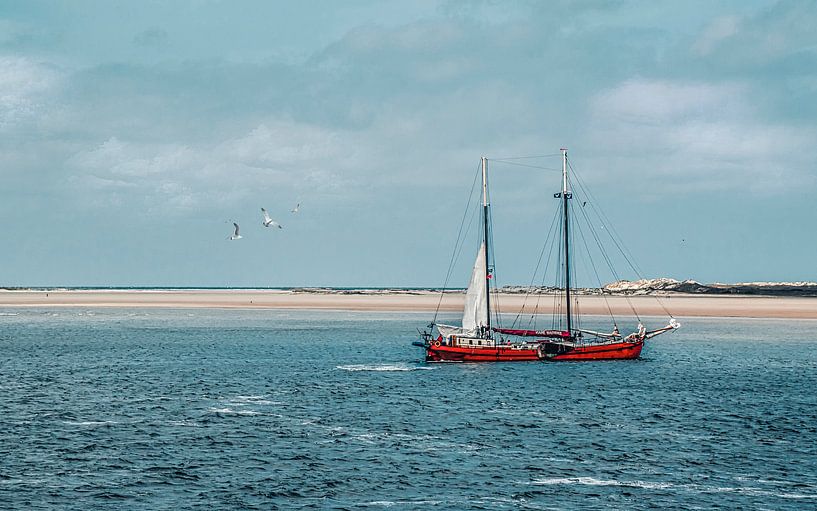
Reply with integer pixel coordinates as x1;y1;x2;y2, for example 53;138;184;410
1;290;816;319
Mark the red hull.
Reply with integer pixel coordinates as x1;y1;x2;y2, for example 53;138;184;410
425;340;643;362
544;340;643;361
426;344;541;362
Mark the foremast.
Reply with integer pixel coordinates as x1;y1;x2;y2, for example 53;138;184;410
481;156;491;336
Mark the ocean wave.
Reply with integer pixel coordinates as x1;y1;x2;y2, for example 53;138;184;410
208;407;260;416
704;486;817;499
529;478;817;499
531;477;673;490
336;364;436;372
230;395;279;405
361;500;443;507
167;420;201;427
61;420;118;427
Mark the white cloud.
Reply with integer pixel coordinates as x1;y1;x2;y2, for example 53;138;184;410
692;15;740;56
72;137;199;178
64;75;551;214
226;122;343;170
67;120;360;213
586;78;817;193
590;79;745;124
0;56;59;129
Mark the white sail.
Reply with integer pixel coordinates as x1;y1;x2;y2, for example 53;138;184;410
462;242;488;332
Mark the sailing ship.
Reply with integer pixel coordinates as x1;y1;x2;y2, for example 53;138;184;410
415;149;680;362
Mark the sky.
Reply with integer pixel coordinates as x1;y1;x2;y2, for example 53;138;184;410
1;0;815;287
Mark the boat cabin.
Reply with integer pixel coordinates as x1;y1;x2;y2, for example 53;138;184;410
450;335;496;348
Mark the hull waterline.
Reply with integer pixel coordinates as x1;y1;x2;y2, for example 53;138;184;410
425;344;541;362
542;340;644;361
425;340;644;362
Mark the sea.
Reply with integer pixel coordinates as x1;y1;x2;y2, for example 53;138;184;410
1;308;815;510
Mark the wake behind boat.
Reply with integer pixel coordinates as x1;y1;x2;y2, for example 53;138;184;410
415;150;680;362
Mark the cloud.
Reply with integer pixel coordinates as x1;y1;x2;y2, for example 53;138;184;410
68;137;201;211
692;1;817;70
692;15;740;56
9;2;817;219
133;28;169;48
590;79;746;124
227;123;344;170
66;120;356;213
3;1;817;286
0;56;59;129
586;78;817;192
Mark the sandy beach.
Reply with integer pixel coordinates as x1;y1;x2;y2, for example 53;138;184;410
1;290;816;319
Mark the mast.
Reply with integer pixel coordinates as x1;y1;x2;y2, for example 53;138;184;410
481;156;491;336
561;148;572;336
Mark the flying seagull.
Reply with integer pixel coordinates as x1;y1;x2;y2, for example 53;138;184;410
261;208;283;229
229;222;242;240
291;202;300;214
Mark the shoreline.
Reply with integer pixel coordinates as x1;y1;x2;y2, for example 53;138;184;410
2;290;817;319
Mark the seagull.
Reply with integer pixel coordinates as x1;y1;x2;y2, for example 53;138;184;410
229;222;242;240
291;202;300;214
261;208;283;229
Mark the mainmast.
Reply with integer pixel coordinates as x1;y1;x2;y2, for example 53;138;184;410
561;148;572;336
481;156;491;336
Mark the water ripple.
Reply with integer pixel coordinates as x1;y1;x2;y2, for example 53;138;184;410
1;310;815;509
